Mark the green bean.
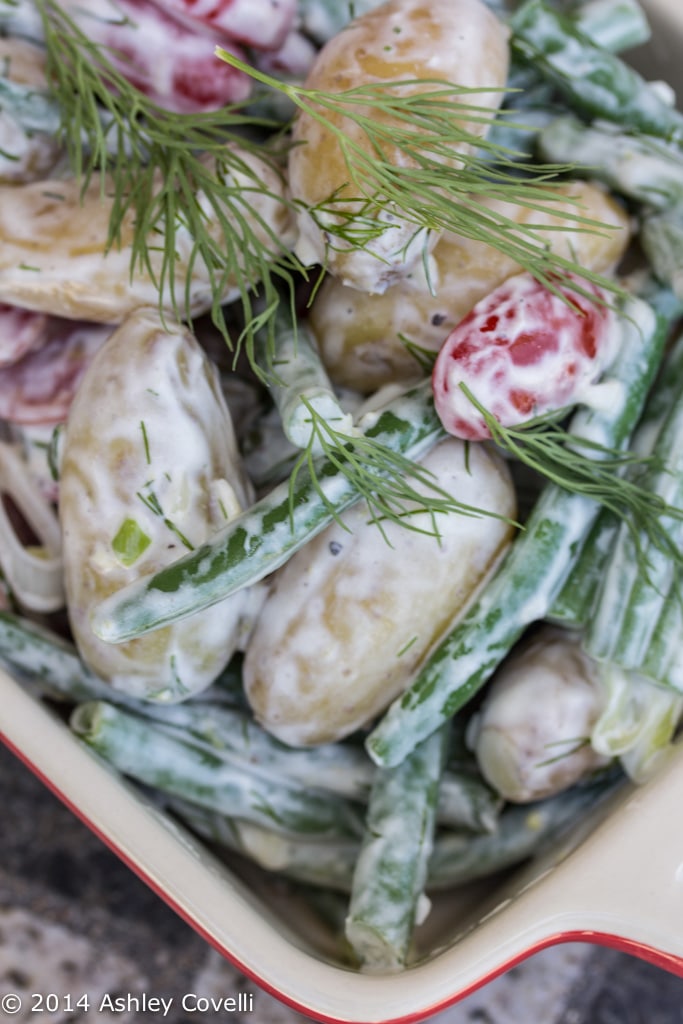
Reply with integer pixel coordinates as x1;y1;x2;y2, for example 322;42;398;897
0;0;44;44
641;206;683;299
538;116;683;209
366;296;667;768
0;610;248;709
615;313;683;689
427;771;625;890
631;273;683;322
486;0;651;161
590;665;683;782
638;582;683;689
483;107;560;163
585;329;683;668
70;700;365;841
254;302;356;453
548;313;683;628
296;0;387;45
572;0;651;55
168;772;625;895
91;380;446;643
437;770;502;833
344;726;449;971
0;77;60;135
149;703;375;801
0;606;500;832
0;610;115;704
482;0;511;17
510;0;683;142
240;404;299;491
0;59;132;164
151;703;502;832
505;0;652;101
544;509;619;628
169;798;361;892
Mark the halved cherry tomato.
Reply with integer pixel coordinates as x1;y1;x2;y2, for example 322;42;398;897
431;272;618;441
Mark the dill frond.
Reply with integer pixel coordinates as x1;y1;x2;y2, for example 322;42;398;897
216;50;628;303
289;403;517;543
460;384;683;571
35;0;627;360
34;0;303;349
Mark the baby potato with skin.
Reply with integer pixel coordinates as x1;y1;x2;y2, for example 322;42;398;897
309;181;631;392
0;38;63;183
244;437;517;747
0;37;49;88
288;0;510;293
0;147;294;322
469;626;610;803
59;307;260;702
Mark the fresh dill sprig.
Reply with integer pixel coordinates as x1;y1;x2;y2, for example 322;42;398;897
34;0;626;349
289;400;516;544
397;334;439;375
536;736;592;769
33;0;303;348
215;50;627;302
31;0;645;539
460;383;683;571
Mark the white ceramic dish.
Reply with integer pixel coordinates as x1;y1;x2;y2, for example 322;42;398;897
3;2;683;1020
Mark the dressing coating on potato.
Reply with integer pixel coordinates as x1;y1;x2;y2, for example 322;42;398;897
0;36;48;88
244;437;516;746
309;181;631;392
470;626;609;802
0;149;294;321
0;38;63;183
59;307;259;701
288;0;509;293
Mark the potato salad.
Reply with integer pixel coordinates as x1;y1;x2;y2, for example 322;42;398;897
2;0;683;976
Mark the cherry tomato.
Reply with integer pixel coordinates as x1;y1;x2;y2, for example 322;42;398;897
431;272;618;441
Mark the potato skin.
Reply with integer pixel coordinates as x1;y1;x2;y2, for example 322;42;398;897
309;181;631;392
471;626;609;803
288;0;509;293
0;148;293;322
59;308;257;701
243;438;516;746
0;38;63;183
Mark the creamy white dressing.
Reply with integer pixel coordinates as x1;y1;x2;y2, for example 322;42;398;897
293;208;434;295
569;296;656;451
0;114;60;183
541;37;671;126
59;308;257;700
58;0;253;112
309;180;630;393
243;437;516;745
471;626;609;803
158;0;297;50
433;272;620;440
0;147;293;322
288;0;509;292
